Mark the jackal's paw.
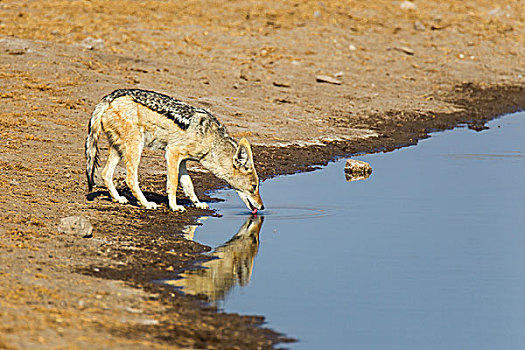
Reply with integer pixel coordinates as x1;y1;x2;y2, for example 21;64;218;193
195;202;209;210
143;201;158;210
114;196;128;204
169;204;186;212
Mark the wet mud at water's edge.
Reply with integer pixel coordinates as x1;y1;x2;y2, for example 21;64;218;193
79;83;525;348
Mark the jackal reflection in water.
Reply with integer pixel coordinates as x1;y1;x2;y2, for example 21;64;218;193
166;215;264;302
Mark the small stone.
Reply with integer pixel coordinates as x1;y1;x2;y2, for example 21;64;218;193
349;44;357;51
315;75;342;85
395;46;415;55
239;67;261;82
79;37;104;50
7;49;26;55
414;20;426;31
345;159;372;182
124;307;142;314
273;80;291;88
58;216;93;238
400;1;417;10
137;318;159;326
488;8;503;16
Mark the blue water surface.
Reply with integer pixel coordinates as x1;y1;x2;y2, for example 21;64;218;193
173;112;525;350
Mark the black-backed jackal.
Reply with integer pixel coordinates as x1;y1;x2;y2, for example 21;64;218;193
85;89;264;213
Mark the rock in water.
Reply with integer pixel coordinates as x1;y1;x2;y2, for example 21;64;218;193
345;159;372;182
58;216;93;238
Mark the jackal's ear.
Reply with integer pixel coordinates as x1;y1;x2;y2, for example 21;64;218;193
233;138;253;170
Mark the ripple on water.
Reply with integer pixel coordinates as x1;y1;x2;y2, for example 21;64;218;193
215;204;337;221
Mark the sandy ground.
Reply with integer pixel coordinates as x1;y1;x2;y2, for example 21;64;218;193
0;0;524;348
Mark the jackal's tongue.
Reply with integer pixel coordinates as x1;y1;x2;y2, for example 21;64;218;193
251;208;258;214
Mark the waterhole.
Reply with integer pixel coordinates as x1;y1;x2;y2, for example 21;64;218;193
163;112;525;350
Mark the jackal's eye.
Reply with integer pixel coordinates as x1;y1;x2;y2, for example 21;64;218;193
251;184;257;193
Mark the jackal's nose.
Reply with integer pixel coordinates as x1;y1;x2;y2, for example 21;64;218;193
260;204;264;210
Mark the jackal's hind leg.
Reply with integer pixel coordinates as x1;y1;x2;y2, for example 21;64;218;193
179;161;209;210
124;140;157;210
101;146;128;204
166;148;185;212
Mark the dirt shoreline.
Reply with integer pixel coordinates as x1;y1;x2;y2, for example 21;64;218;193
1;0;524;348
3;84;524;350
83;85;525;350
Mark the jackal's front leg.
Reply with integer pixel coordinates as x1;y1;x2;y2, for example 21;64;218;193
179;160;209;210
166;147;185;212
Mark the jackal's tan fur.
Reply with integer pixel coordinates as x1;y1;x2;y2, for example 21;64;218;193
85;89;263;212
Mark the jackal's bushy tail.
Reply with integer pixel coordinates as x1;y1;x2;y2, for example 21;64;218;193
85;99;108;191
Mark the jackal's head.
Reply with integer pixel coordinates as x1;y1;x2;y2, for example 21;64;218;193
231;138;264;213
